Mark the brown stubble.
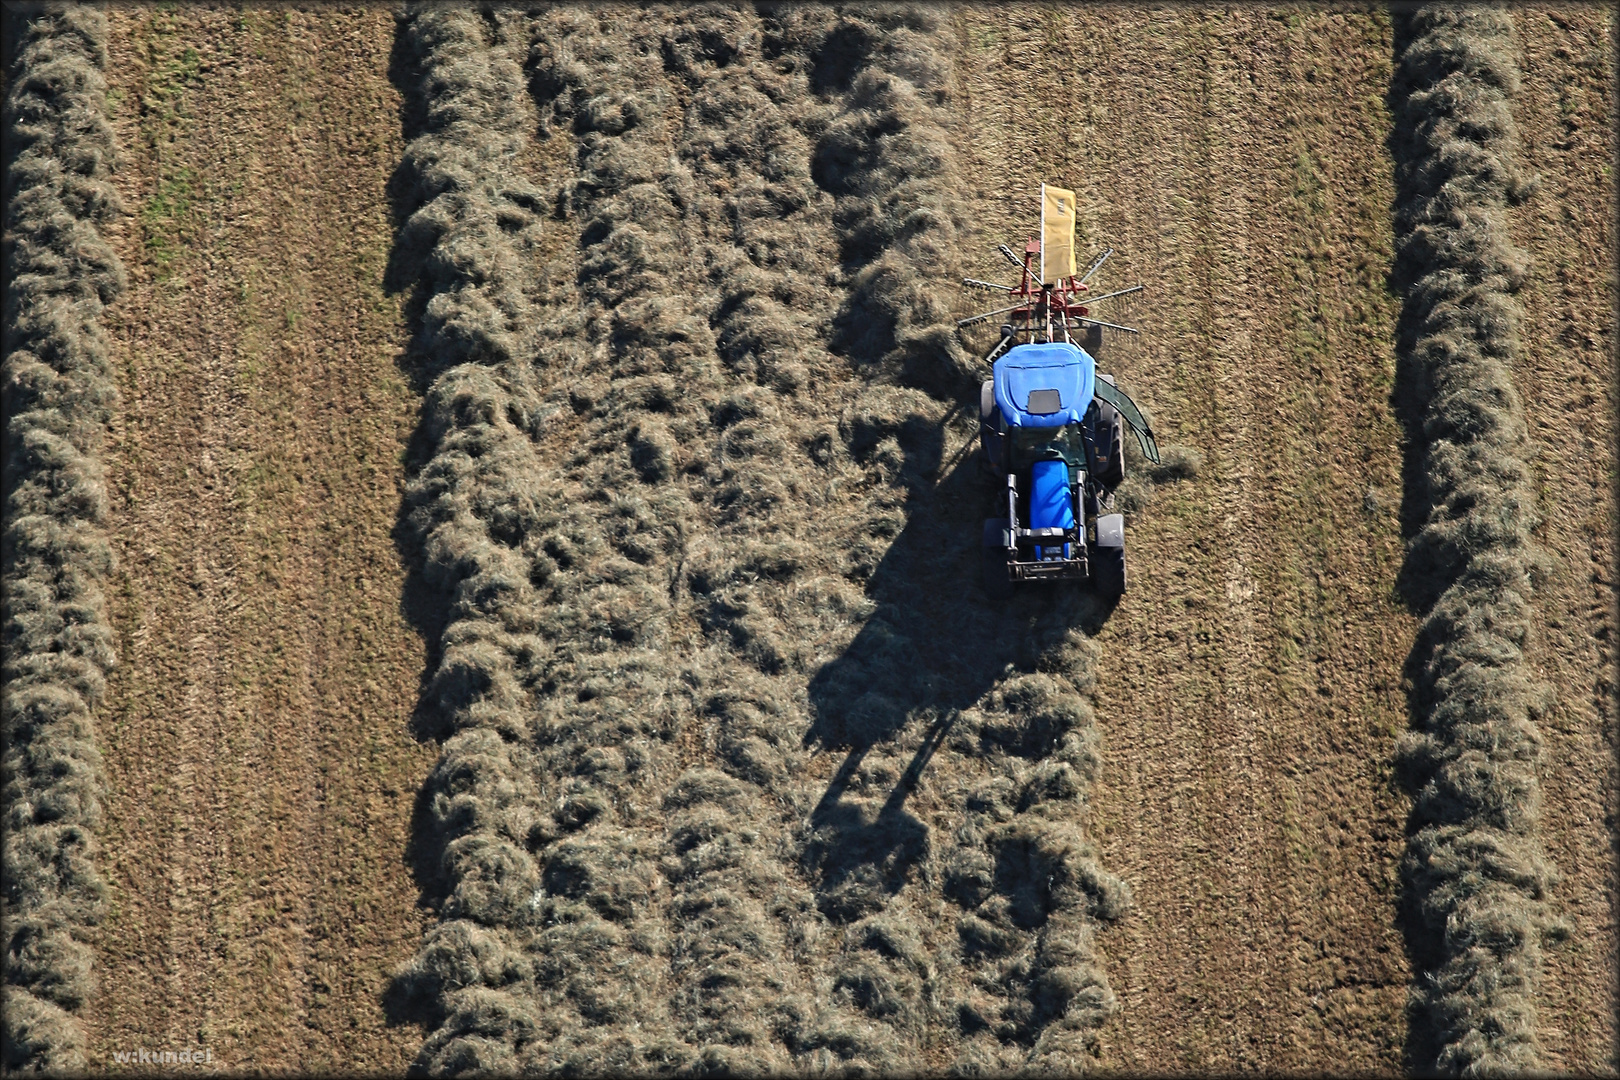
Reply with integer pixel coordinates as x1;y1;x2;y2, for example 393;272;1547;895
1510;6;1618;1071
952;6;1411;1073
86;5;432;1072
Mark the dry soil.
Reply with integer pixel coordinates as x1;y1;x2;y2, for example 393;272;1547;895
1506;6;1617;1072
84;6;432;1073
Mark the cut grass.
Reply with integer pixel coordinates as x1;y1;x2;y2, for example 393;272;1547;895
1390;7;1565;1073
2;4;125;1072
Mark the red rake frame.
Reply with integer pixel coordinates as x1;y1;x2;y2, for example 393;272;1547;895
959;239;1142;363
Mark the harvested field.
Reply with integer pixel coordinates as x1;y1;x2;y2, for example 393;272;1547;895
1;2;1610;1076
952;6;1416;1072
79;5;433;1072
1506;7;1616;1071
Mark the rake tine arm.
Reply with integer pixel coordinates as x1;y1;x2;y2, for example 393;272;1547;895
962;277;1014;292
1078;248;1112;284
982;334;1014;366
1078;284;1144;304
958;303;1026;328
1073;315;1141;334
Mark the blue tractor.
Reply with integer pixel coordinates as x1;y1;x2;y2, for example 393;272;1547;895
962;223;1159;600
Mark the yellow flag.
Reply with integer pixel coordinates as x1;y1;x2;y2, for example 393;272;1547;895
1041;184;1076;284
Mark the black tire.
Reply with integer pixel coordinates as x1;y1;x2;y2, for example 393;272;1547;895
1090;373;1124;489
980;379;996;421
982;518;1013;600
1092;543;1125;600
1082;323;1103;358
1097;409;1125;489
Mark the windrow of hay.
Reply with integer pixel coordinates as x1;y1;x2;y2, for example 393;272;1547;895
517;5;757;1070
392;2;967;1068
391;4;826;1070
940;654;1131;1074
612;7;862;1069
386;6;563;1074
1;3;124;1073
1390;7;1563;1073
688;6;952;1069
523;4;937;1068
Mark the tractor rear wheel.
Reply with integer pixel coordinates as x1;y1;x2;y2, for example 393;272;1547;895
1092;542;1125;600
1082;323;1104;358
1091;374;1125;490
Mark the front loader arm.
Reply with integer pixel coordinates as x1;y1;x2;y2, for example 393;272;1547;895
1093;379;1160;465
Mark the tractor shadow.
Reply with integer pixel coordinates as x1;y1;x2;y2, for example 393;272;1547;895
801;416;1118;922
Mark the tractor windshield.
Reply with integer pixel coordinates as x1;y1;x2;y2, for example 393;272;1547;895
1011;423;1086;470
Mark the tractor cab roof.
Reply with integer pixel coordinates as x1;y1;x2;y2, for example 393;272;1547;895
993;342;1095;429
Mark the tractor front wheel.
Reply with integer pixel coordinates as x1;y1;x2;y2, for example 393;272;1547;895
1092;542;1125;600
982;518;1013;600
